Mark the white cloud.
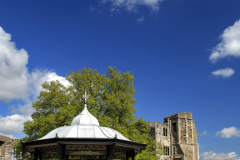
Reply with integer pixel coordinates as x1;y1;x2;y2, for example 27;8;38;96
201;151;240;160
0;26;71;103
0;114;31;135
0;27;29;102
200;130;209;137
102;0;164;12
18;102;35;116
0;26;70;103
29;69;70;101
216;127;240;138
0;26;71;136
210;19;240;63
211;68;235;78
137;16;144;22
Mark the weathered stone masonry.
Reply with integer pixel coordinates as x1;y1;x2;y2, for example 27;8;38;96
148;112;200;160
0;135;17;160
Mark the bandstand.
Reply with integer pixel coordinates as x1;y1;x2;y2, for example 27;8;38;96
21;90;147;160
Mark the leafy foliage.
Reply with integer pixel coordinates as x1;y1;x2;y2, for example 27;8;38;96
14;67;158;159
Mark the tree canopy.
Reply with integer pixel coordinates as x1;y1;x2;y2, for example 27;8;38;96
15;67;159;160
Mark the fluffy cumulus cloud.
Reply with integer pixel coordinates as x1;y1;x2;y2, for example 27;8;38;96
0;27;70;103
216;127;240;138
210;19;240;63
102;0;164;12
211;67;235;78
29;69;70;101
0;26;70;136
0;114;31;135
201;151;240;160
0;27;29;102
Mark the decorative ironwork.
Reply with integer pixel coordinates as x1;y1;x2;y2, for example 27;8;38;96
25;143;142;160
25;147;35;154
66;144;107;155
83;87;89;104
37;145;61;154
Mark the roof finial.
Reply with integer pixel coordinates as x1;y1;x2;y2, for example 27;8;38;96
83;86;89;104
55;133;59;138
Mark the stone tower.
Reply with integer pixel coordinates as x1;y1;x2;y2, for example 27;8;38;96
148;112;200;160
0;135;17;160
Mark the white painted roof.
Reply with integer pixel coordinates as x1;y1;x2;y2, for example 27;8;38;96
39;104;129;141
71;104;99;126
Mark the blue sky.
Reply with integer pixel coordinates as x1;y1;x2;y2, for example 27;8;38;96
0;0;240;159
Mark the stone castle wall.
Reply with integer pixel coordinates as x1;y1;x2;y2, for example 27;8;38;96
0;135;17;160
148;112;200;160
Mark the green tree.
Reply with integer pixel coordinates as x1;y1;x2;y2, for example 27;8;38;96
15;67;158;159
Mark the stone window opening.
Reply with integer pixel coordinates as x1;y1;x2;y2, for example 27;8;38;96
163;128;168;136
173;123;177;132
163;146;170;156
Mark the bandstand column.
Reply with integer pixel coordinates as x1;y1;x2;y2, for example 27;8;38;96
60;144;66;160
39;153;42;160
126;151;129;160
131;149;135;160
106;145;112;160
34;148;39;160
126;149;135;160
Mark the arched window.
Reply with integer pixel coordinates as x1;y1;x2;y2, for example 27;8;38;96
163;146;169;155
163;128;168;136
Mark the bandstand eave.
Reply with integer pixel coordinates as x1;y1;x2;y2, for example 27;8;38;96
21;138;147;149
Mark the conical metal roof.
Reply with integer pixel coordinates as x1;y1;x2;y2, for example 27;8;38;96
40;105;129;140
40;90;129;141
71;104;99;126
